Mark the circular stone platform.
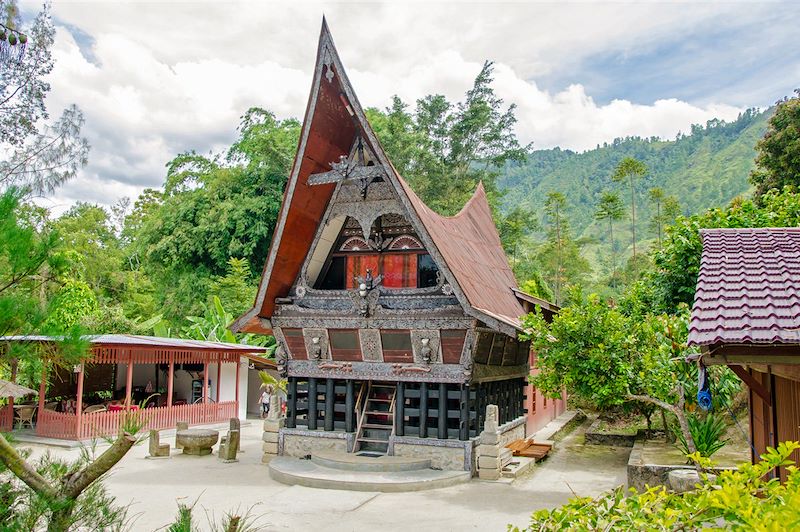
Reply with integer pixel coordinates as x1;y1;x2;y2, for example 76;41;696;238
268;452;470;492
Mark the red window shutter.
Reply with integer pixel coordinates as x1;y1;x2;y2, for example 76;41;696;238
381;254;418;288
346;254;380;289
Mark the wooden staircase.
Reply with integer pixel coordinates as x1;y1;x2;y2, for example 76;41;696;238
353;382;396;455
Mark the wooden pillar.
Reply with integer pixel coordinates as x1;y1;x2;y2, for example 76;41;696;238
345;380;355;432
395;382;405;437
125;352;134;409
287;378;297;428
324;378;335;431
438;382;447;439
235;356;241;409
202;355;208;404
37;362;47;414
308;378;318;430
459;384;469;441
167;352;174;407
419;382;428;438
75;363;85;437
475;383;483;433
216;354;222;402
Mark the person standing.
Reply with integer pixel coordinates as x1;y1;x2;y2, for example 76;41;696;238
260;385;273;419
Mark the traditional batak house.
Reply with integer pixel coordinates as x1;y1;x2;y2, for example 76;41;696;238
232;21;563;471
688;228;800;479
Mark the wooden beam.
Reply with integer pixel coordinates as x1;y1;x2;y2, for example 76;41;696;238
202;355;208;404
324;378;334;431
216;353;222;402
287;378;297;428
345;379;355;432
235;356;241;410
167;352;174;407
730;365;772;407
37;363;46;416
308;378;318;430
125;352;134;409
75;363;85;437
419;382;428;438
459;384;468;441
395;381;404;437
438;383;447;439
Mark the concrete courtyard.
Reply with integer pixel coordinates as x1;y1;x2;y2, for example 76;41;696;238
16;419;630;531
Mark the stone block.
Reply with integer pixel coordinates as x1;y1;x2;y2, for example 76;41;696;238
262;431;279;443
477;444;502;457
479;455;503;470
261;453;275;464
262;441;278;454
478;469;501;481
480;430;500;445
263;418;284;432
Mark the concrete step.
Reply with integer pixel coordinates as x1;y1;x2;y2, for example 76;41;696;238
311;450;431;472
501;456;536;479
270;457;470;492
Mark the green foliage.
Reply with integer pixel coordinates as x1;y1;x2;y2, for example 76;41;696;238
43;279;98;332
210;257;257;318
127;108;298;324
258;370;286;394
675;413;728;459
0;446;132;531
514;441;800;531
500;108;769;271
750;90;800;200
368;61;527;217
521;288;699;413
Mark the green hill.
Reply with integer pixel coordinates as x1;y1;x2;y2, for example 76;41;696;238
499;108;770;267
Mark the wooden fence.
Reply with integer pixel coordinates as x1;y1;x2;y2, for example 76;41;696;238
0;405;13;432
36;401;237;440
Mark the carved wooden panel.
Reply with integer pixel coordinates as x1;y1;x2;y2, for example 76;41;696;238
359;329;383;361
329;329;363;361
380;329;414;363
302;328;330;360
410;329;440;364
283;328;308;360
440;330;467;364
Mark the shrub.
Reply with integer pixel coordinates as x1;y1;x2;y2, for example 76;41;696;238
512;441;800;531
675;413;728;459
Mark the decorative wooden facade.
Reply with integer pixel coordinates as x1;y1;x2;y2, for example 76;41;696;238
232;21;562;462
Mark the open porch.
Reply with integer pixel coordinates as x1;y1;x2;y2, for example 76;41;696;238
0;335;268;440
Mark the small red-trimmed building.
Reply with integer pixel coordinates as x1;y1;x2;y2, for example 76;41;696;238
688;228;800;477
0;335;270;439
231;21;564;470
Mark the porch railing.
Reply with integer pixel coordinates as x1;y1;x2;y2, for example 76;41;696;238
36;401;238;440
0;404;13;432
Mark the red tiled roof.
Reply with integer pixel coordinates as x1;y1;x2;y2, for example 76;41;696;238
688;228;800;346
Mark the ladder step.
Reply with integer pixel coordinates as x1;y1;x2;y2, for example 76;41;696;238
368;398;393;402
357;437;389;443
365;411;392;416
362;423;392;429
371;384;396;389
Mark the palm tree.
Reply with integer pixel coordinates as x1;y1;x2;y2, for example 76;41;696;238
611;157;647;264
595;191;626;273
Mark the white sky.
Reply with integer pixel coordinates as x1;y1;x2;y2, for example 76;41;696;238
26;1;800;214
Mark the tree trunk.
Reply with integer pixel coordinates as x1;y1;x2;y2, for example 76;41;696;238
0;430;136;530
628;387;700;473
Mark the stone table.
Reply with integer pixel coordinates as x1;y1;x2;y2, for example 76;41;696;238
176;429;219;456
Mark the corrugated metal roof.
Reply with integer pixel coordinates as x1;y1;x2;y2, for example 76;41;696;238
0;334;268;353
399;178;527;330
688;228;800;346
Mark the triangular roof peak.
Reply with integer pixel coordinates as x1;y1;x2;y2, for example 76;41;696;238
232;20;527;336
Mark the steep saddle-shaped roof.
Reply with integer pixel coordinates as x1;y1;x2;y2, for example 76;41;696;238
688;228;800;347
231;20;528;336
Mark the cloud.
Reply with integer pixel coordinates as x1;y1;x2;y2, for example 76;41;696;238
29;1;797;214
